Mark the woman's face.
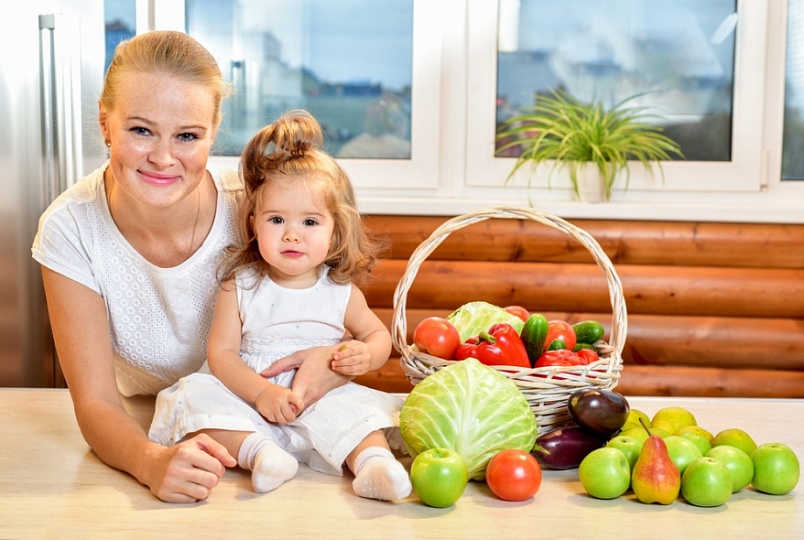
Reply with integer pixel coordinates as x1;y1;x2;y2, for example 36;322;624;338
251;178;335;288
100;71;218;208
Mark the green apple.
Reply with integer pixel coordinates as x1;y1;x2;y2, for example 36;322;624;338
681;457;733;507
651;406;697;435
410;448;468;507
680;431;712;456
677;425;714;443
579;447;631;500
711;428;758;457
620;409;651;432
648;427;671;439
606;436;643;471
618;426;650;445
665;435;704;475
751;443;800;495
706;445;754;492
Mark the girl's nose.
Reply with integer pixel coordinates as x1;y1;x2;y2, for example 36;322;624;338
283;226;300;242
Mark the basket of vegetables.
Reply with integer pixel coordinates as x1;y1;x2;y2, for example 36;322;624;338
391;206;626;435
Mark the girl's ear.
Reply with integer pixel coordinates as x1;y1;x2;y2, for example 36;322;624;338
249;215;256;238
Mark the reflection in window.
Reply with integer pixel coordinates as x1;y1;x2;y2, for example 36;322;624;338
185;0;413;159
104;0;136;71
495;0;737;162
783;0;804;181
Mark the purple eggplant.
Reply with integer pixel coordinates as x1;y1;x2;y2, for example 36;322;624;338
568;388;630;437
532;425;607;470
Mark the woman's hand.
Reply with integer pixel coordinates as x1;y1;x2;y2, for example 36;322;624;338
261;345;351;410
148;433;236;503
330;340;372;377
254;384;304;424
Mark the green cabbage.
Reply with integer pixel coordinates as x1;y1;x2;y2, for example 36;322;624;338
446;301;525;343
399;358;538;480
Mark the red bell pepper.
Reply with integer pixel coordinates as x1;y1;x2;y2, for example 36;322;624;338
534;348;589;368
455;323;531;368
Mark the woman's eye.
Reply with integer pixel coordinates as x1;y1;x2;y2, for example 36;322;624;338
178;132;198;142
130;127;151;136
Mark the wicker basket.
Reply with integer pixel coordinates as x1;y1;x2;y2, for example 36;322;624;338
392;206;627;435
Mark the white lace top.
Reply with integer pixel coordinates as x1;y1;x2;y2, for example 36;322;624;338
31;162;243;396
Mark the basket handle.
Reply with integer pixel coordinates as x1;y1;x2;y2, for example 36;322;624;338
391;206;627;363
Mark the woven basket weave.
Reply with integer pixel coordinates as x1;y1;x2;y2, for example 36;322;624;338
392;206;627;435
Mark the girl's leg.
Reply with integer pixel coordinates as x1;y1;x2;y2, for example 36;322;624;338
195;429;298;493
347;430;411;501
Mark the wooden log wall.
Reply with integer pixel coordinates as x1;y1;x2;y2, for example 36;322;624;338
353;216;804;398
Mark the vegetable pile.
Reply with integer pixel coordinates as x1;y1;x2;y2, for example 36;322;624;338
412;302;607;369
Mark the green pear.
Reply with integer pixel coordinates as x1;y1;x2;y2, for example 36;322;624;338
631;418;681;504
620;409;651;432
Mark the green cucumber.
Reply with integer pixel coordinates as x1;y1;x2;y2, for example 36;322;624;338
573;343;595;352
520;313;549;365
572;320;605;344
547;339;566;351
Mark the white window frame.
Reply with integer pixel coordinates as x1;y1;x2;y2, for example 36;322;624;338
149;0;803;223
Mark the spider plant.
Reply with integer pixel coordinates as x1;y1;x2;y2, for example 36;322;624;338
496;90;684;201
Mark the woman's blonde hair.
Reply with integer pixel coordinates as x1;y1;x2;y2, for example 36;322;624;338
100;30;230;127
220;109;385;287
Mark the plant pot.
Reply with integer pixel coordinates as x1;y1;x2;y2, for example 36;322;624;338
574;164;607;203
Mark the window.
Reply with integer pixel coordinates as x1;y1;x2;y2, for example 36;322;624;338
146;0;800;222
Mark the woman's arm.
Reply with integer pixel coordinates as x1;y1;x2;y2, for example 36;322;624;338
207;282;303;423
41;268;235;503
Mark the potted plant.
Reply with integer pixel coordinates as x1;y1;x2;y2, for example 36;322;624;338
496;90;684;202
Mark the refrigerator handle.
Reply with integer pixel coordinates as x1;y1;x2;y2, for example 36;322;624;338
39;14;84;206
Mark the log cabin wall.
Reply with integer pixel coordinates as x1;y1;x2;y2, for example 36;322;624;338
354;215;804;398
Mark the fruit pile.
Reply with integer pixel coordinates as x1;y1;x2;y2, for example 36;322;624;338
573;399;801;507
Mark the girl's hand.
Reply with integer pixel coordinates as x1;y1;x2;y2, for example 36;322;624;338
149;433;236;503
330;340;372;376
254;384;305;424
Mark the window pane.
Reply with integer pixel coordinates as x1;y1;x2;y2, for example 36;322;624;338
185;0;413;159
495;0;737;162
104;0;136;71
783;0;804;181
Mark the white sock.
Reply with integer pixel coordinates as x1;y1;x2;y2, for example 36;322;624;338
352;447;412;501
237;432;298;493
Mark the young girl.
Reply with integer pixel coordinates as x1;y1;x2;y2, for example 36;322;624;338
148;110;411;502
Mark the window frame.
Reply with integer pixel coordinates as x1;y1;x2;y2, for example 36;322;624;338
148;0;803;223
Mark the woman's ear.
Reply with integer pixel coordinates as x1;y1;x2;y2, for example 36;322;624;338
98;104;110;145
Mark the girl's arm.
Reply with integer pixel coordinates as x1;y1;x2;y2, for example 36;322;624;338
207;281;303;423
41;268;235;503
330;284;393;377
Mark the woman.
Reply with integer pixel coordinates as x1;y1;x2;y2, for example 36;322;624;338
31;31;347;503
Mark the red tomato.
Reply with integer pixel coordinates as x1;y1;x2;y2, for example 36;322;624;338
485;449;542;501
413;317;461;359
544;320;577;351
504;305;530;322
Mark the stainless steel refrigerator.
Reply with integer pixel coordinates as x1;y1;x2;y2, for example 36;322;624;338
1;1;107;387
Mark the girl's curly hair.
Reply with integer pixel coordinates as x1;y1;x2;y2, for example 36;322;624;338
219;109;386;287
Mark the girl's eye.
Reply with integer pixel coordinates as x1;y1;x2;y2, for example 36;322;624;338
270;216;284;224
303;219;318;227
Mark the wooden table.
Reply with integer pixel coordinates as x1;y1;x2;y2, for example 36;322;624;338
1;389;802;539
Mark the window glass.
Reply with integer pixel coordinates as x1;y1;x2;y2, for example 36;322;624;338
495;0;737;162
185;0;413;159
783;0;804;181
104;0;136;71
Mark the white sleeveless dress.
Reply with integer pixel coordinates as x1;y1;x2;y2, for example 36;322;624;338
148;267;403;476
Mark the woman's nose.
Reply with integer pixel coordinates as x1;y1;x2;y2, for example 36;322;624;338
148;138;175;167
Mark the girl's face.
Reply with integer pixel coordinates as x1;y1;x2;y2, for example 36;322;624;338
251;177;335;288
99;71;218;209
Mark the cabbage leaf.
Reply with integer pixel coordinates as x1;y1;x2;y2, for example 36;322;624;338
446;301;525;343
399;358;538;480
